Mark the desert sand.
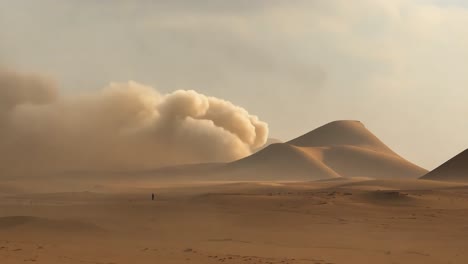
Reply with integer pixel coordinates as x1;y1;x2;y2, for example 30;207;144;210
1;120;466;264
2;178;468;264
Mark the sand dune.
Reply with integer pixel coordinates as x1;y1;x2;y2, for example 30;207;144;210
216;120;427;180
288;120;395;154
224;143;341;180
319;145;427;179
421;149;468;181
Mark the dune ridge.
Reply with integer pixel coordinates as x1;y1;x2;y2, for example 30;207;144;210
287;120;395;154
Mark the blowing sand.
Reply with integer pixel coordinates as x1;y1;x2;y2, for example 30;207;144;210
1;178;468;264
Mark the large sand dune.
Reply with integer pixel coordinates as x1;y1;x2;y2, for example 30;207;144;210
208;121;427;180
421;149;468;181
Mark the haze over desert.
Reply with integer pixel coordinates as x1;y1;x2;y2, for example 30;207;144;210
2;1;468;264
2;114;468;264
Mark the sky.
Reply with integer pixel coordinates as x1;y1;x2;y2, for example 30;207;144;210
1;0;468;170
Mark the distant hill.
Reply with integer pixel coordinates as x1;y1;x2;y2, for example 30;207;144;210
421;149;468;182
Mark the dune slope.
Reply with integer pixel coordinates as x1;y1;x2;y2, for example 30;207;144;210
225;143;341;180
421;149;468;181
222;121;427;180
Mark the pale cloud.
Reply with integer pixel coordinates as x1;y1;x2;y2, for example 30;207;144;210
0;69;268;177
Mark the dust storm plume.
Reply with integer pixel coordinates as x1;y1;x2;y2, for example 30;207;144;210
0;70;268;177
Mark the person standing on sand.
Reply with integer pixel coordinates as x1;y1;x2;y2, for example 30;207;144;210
152;193;155;201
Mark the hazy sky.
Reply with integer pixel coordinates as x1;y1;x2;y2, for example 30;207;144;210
1;0;468;170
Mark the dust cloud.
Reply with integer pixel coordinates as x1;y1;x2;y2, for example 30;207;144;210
0;69;268;177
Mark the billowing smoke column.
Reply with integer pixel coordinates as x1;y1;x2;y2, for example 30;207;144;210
0;70;268;177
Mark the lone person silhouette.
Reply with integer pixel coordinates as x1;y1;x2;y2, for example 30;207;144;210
152;193;155;201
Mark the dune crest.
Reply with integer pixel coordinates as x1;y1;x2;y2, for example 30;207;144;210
253;138;283;152
288;120;395;154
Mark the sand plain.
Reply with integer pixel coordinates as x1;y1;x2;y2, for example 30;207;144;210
1;178;468;264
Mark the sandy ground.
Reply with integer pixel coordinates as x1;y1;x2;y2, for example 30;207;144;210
1;178;468;264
